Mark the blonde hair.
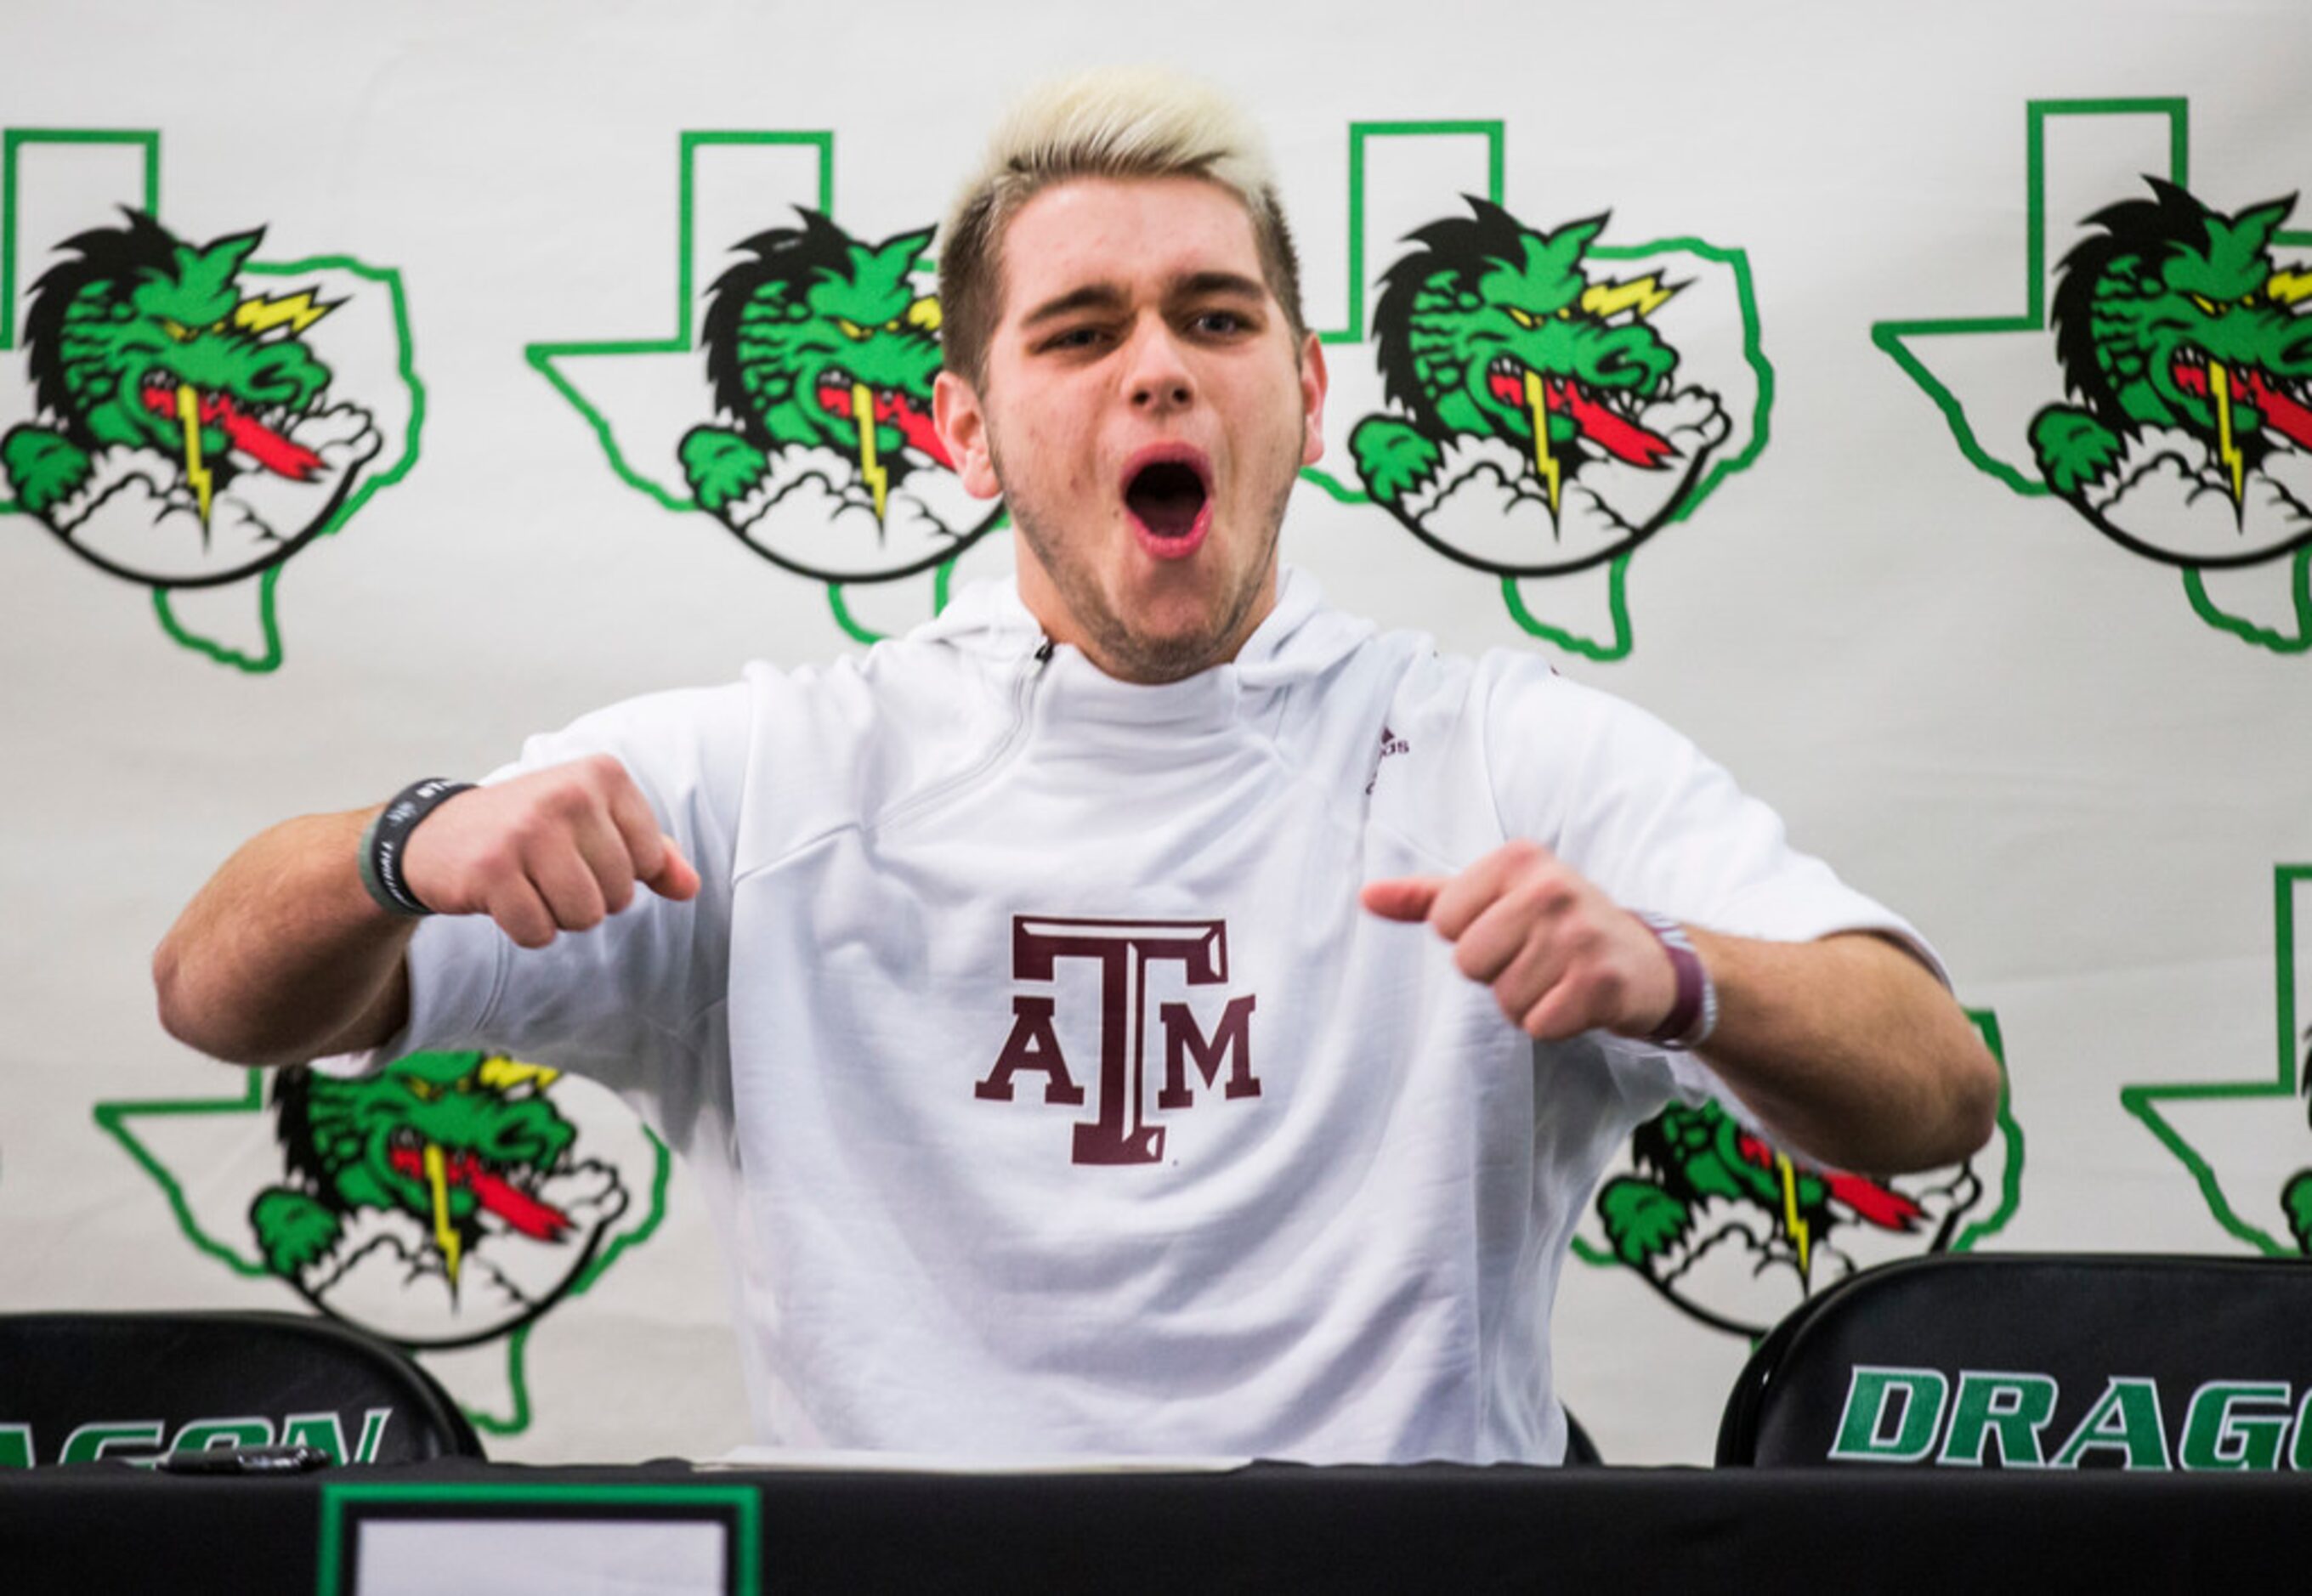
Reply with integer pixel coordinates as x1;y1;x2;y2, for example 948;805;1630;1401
938;67;1307;388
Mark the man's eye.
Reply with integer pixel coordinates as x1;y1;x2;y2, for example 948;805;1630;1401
1191;310;1247;335
1043;326;1106;351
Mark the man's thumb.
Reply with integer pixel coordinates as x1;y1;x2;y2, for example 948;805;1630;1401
1361;876;1442;923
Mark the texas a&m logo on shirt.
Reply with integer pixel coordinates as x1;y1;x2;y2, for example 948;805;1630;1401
976;916;1260;1165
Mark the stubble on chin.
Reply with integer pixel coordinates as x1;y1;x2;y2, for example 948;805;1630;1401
1006;462;1295;686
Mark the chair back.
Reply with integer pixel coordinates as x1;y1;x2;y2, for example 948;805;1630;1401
0;1310;483;1466
1716;1253;2312;1469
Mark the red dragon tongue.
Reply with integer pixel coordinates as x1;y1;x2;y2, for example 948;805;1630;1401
1824;1172;1927;1231
819;382;954;467
1564;383;1674;467
2242;368;2312;450
467;1165;572;1242
218;405;325;481
385;1147;571;1241
887;394;951;467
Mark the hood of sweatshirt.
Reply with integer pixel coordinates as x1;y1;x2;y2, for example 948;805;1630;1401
912;564;1378;700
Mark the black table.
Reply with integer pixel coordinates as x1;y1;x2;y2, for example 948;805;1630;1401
8;1457;2310;1593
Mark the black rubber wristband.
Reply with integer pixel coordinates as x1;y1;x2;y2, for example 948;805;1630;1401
358;778;475;917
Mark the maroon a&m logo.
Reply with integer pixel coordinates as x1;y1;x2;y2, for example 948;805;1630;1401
975;916;1259;1165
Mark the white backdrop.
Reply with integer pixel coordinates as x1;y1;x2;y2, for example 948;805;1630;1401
3;0;2308;1465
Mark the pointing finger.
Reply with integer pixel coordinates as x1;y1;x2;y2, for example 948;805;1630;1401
641;836;700;902
1361;877;1442;922
593;767;697;903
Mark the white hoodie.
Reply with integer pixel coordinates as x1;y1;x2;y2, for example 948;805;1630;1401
393;567;1928;1463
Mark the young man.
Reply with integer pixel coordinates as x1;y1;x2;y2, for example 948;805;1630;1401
155;71;1997;1464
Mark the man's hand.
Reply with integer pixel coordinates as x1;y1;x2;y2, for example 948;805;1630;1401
154;755;704;1067
1363;839;2001;1174
402;755;700;948
1362;840;1676;1042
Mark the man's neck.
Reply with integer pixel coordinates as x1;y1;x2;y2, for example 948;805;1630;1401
1015;554;1278;685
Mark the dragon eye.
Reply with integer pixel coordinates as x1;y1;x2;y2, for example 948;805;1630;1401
836;317;870;341
403;1077;438;1101
2190;294;2218;315
162;319;196;342
1505;306;1536;329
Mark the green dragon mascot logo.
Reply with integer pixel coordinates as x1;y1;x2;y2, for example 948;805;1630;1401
1586;1103;1979;1336
2031;178;2312;572
679;209;997;581
252;1052;632;1349
1351;198;1732;578
3;207;410;668
1577;1056;2020;1338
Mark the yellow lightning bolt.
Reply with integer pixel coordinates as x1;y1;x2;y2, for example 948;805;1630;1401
2212;363;2246;504
852;382;888;523
2264;269;2312;307
230;290;336;337
1779;1152;1811;1278
174;383;213;525
1578;274;1680;321
424;1141;462;1289
1523;368;1561;515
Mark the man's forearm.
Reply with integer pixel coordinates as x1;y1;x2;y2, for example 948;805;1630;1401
1686;928;1999;1174
152;807;414;1067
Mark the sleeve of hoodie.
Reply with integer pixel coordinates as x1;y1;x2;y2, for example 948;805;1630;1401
1475;652;1947;1112
373;676;754;1101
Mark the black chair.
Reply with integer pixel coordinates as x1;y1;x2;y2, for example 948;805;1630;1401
1561;1406;1603;1466
1717;1253;2312;1469
0;1310;483;1467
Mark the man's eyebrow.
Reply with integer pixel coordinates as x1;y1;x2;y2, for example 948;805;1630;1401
1017;273;1270;330
1019;283;1130;328
1170;271;1267;303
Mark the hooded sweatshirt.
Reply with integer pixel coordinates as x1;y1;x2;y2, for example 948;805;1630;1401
389;567;1930;1464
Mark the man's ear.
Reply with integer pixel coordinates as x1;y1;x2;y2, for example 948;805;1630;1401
1297;333;1329;468
934;370;1002;500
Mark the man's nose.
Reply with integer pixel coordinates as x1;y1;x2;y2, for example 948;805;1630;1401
1125;320;1195;412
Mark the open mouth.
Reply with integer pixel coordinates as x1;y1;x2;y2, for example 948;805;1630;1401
814;368;951;466
1120;448;1213;558
139;373;324;480
1487;359;1674;468
387;1126;573;1240
2170;351;2312;450
1125;460;1208;537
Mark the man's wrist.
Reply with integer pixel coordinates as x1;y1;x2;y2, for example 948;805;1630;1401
1635;912;1718;1050
358;778;474;918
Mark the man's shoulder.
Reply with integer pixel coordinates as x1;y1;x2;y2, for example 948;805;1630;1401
507;633;1004;801
1312;614;1588;736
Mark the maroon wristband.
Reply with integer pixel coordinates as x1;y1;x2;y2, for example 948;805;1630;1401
1635;913;1718;1050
